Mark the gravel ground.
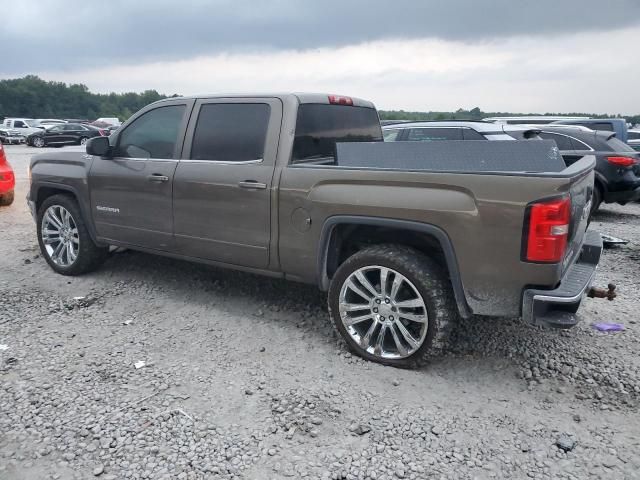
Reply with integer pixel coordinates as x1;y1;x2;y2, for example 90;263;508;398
1;145;639;480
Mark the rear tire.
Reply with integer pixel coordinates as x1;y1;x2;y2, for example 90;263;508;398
0;190;14;206
328;244;458;368
79;137;89;145
37;194;108;275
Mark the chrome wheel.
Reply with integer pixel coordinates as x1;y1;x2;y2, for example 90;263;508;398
338;266;429;359
33;137;45;148
41;205;79;267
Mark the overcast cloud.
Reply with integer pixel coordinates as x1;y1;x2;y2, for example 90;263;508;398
2;0;640;113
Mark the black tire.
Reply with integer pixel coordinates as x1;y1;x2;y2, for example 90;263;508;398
79;137;89;145
590;184;602;217
328;244;458;368
37;194;108;275
33;137;45;148
0;190;14;206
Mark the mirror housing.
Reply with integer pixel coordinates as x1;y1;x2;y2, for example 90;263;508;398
86;136;111;157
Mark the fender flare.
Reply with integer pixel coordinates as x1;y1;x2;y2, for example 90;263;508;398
317;215;472;318
33;182;101;245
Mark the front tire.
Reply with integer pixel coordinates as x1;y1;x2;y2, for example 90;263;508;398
37;194;108;275
0;190;14;206
33;137;45;148
328;244;458;368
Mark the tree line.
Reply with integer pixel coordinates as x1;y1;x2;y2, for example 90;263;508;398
1;76;638;125
0;76;171;122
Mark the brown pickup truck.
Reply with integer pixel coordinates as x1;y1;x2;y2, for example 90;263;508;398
28;93;604;367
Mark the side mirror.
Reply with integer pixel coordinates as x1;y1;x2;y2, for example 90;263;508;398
86;136;111;157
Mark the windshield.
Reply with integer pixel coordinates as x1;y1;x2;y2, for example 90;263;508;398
292;104;382;163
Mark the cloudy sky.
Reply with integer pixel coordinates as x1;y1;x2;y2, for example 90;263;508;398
2;0;640;113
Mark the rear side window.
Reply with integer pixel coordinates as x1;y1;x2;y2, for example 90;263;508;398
462;128;486;140
115;105;186;159
628;132;640;140
540;132;574;150
383;129;402;142
406;128;462;141
569;137;591;151
292;104;382;163
190;103;270;162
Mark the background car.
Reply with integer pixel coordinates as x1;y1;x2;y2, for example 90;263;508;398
628;129;640;152
0;142;15;206
27;123;106;147
382;120;541;142
0;127;25;144
531;125;640;213
551;118;629;143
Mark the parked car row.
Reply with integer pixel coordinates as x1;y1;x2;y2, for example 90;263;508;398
382;120;640;214
0;117;121;145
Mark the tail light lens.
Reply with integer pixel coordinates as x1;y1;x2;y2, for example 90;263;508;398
524;196;571;263
606;156;637;167
328;95;354;106
99;129;107;136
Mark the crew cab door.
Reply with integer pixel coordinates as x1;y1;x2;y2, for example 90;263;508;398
89;99;193;250
173;98;282;268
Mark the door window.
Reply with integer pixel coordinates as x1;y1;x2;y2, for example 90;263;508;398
14;120;27;128
190;103;270;162
114;105;186;159
406;128;463;141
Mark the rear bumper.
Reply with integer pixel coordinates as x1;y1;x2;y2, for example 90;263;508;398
522;230;602;328
604;186;640;204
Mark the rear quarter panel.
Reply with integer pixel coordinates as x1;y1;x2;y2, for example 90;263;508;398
278;162;594;317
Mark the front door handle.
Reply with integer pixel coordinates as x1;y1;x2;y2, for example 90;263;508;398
238;180;267;190
147;174;169;183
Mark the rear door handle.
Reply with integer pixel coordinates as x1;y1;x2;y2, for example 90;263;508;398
238;180;267;190
147;174;169;183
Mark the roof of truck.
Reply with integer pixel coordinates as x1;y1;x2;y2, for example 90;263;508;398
152;93;376;109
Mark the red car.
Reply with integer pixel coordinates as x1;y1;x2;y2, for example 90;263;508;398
0;143;15;206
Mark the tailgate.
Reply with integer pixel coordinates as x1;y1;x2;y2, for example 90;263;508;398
562;157;596;273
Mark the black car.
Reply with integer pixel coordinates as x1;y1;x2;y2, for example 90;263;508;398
536;126;640;214
27;123;106;148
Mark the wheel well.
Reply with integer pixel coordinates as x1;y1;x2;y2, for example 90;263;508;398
326;224;447;280
35;186;76;211
322;221;471;318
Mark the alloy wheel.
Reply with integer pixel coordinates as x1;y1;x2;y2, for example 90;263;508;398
33;137;45;148
41;205;80;267
338;266;429;359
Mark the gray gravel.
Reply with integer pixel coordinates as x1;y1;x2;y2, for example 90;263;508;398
1;145;640;479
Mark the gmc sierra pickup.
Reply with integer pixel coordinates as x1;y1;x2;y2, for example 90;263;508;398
28;93;605;367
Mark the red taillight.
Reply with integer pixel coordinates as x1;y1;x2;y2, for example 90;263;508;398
99;129;107;136
606;156;637;167
524;196;571;263
328;95;353;106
